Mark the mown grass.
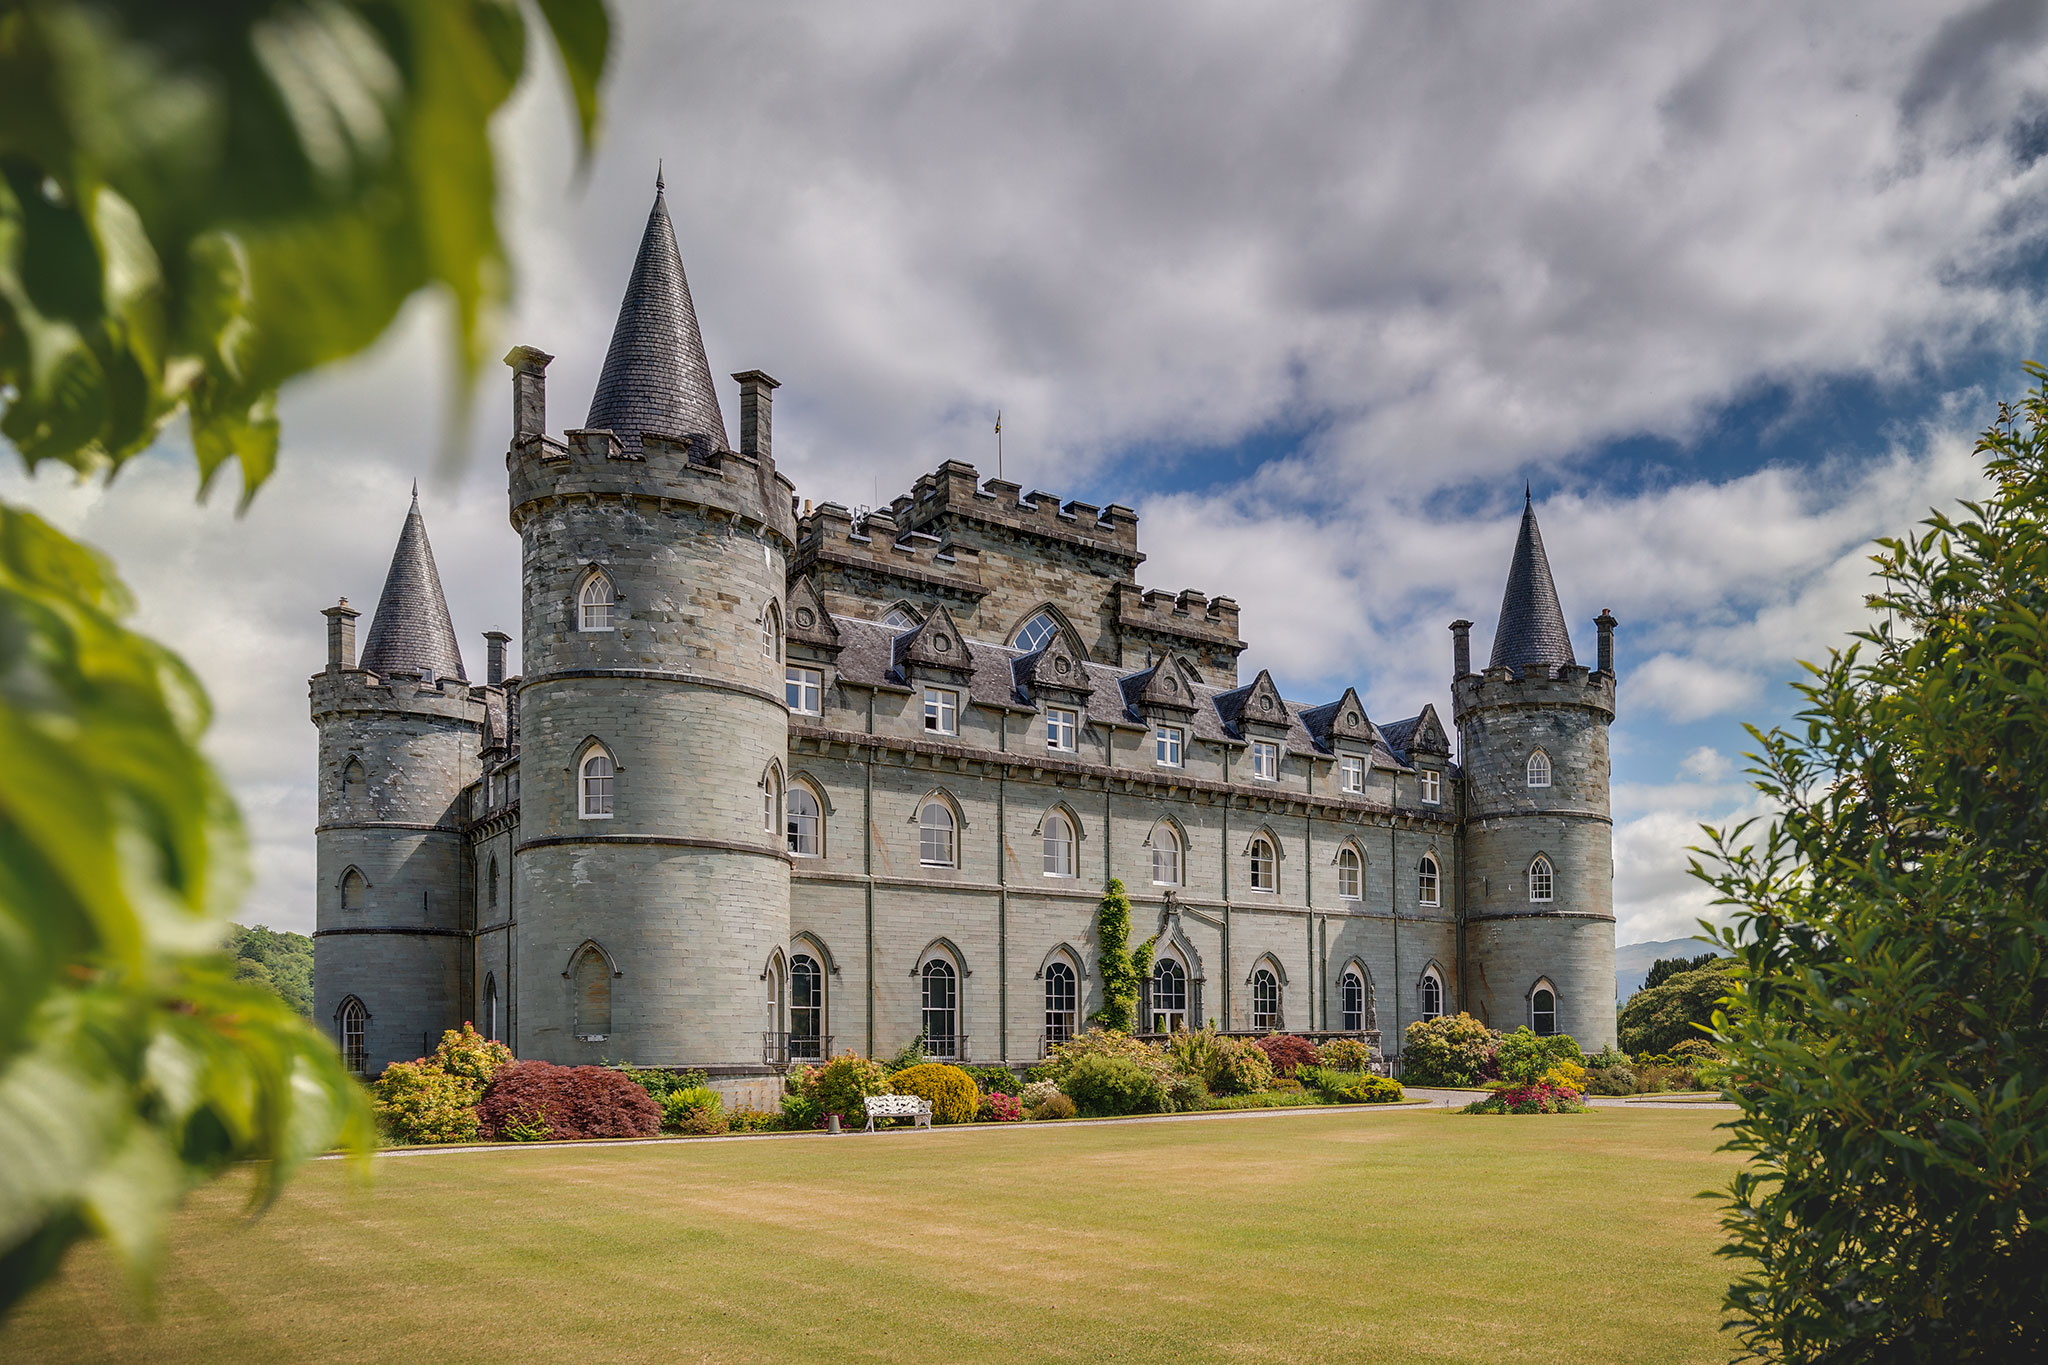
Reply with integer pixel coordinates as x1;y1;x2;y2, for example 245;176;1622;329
4;1106;1738;1364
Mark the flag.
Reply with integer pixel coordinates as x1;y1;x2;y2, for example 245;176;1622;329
995;410;1002;435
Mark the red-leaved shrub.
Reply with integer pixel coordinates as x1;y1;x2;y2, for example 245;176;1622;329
1252;1034;1318;1078
477;1061;661;1140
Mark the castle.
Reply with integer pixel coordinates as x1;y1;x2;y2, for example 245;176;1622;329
311;181;1619;1093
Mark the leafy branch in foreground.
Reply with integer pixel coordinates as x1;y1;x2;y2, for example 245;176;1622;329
1696;362;2048;1361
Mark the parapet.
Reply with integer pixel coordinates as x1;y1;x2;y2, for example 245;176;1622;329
791;501;988;600
887;460;1143;561
310;668;493;727
505;421;797;548
1451;663;1615;723
1114;582;1244;650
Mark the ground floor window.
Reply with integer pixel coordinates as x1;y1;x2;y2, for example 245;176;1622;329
339;997;367;1074
1420;970;1444;1021
1148;958;1188;1033
1341;969;1365;1032
922;960;959;1058
1251;969;1280;1031
792;954;824;1059
1532;986;1557;1036
1044;960;1077;1048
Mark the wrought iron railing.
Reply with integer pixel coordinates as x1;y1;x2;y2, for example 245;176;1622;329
921;1033;969;1063
789;1032;831;1063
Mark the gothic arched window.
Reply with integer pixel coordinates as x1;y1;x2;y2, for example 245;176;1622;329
1042;810;1077;878
1420;968;1445;1021
487;856;499;909
791;953;824;1059
572;945;612;1040
579;572;615;631
787;783;822;857
1249;836;1277;893
921;959;959;1059
1337;846;1362;901
579;748;615;818
1418;854;1440;907
340;867;368;913
339;996;368;1073
919;800;956;867
1529;855;1554;903
1150;824;1183;887
1149;958;1188;1033
483;973;499;1042
1527;749;1552;788
1341;969;1366;1032
761;601;782;661
1013;610;1059;654
1251;969;1280;1031
1532;985;1558;1036
1044;960;1077;1047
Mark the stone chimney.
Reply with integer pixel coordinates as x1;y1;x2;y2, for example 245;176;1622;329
484;630;511;686
1594;610;1617;676
1450;619;1473;679
323;599;360;672
732;370;780;459
506;346;554;439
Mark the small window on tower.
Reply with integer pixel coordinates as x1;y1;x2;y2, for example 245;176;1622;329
579;573;615;631
579;749;615;819
1527;750;1552;788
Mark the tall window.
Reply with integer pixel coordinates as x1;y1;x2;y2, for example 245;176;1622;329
1529;855;1554;903
1419;768;1441;804
1527;750;1551;788
1418;854;1440;907
483;974;499;1042
791;954;823;1059
487;857;498;909
579;750;614;818
1042;811;1077;878
1340;755;1364;793
1420;970;1444;1021
923;687;958;735
1249;836;1277;892
572;945;612;1040
1150;825;1183;886
762;769;782;834
1046;707;1077;752
921;960;959;1058
787;784;822;857
339;997;367;1074
785;665;823;715
341;756;367;813
1251;969;1280;1031
1341;969;1365;1032
1014;611;1059;654
1044;961;1077;1047
340;867;367;912
579;573;615;631
1251;741;1279;781
1149;958;1188;1033
919;800;957;867
761;602;782;660
1155;725;1184;767
1532;987;1557;1036
1337;847;1362;901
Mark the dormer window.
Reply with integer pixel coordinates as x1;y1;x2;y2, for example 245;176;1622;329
578;573;615;631
1419;768;1442;804
1251;741;1278;782
1014;610;1059;654
923;687;958;736
1527;750;1552;788
883;607;918;630
1339;755;1364;793
1046;707;1077;752
1154;725;1184;767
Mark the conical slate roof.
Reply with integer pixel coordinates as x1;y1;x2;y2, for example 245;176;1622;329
1488;492;1575;675
584;177;728;452
358;488;467;682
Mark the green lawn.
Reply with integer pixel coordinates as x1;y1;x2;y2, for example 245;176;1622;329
4;1107;1739;1364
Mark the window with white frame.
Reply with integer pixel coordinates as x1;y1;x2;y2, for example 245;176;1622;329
1419;768;1441;804
578;573;615;631
1529;854;1554;902
1337;847;1362;900
921;959;959;1058
1251;968;1280;1031
1150;825;1183;886
1046;706;1077;752
1155;725;1184;767
1340;969;1366;1032
339;997;367;1073
1418;853;1440;906
882;606;918;629
1148;958;1188;1033
1249;836;1277;892
1014;610;1059;654
1044;960;1077;1047
579;749;614;818
1420;969;1444;1020
919;800;956;867
923;687;958;735
760;602;781;660
1251;741;1279;781
1042;810;1077;877
791;954;824;1058
787;784;822;857
1340;755;1364;793
785;665;822;715
1531;985;1557;1036
1527;750;1552;788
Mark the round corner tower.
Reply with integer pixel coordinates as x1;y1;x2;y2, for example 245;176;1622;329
1452;494;1618;1051
504;181;797;1079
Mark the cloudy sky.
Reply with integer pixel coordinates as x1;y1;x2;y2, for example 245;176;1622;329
9;1;2048;945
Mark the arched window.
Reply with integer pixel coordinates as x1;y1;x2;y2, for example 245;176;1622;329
579;572;615;631
341;756;367;813
919;800;956;867
1149;958;1188;1033
1150;824;1183;886
1532;985;1558;1036
1251;968;1280;1031
483;973;499;1042
765;955;785;1037
487;856;499;909
1418;854;1440;907
1527;749;1551;788
1420;968;1444;1021
572;944;612;1040
338;997;368;1073
1013;610;1059;654
762;767;782;834
787;783;822;857
791;953;824;1059
761;601;782;660
1336;846;1362;901
1249;836;1277;893
1042;810;1077;878
882;606;919;630
579;749;615;818
340;867;367;912
921;959;959;1059
1529;855;1554;903
1341;969;1366;1033
1044;960;1077;1048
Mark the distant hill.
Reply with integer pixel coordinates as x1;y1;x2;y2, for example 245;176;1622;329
1616;937;1725;1001
228;923;313;1018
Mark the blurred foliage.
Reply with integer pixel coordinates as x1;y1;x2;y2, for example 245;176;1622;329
1699;363;2048;1360
0;0;609;1315
227;923;313;1017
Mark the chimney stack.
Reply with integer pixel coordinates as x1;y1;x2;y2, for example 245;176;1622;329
732;370;780;459
323;599;360;672
1594;610;1617;676
505;345;554;440
1450;619;1473;679
484;630;511;686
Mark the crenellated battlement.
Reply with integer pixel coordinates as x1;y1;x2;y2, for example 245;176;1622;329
792;500;988;601
887;460;1143;561
310;668;493;727
506;422;798;547
1451;663;1615;724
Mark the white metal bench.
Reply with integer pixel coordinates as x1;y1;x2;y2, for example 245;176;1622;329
864;1094;933;1132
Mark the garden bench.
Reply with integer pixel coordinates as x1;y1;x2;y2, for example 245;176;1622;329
863;1094;932;1132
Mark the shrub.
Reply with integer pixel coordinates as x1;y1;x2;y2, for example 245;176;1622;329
1643;951;1722;993
881;1033;929;1075
1583;1062;1635;1096
1462;1081;1587;1115
1667;1037;1720;1063
1163;1074;1210;1112
728;1108;780;1133
805;1052;890;1125
964;1065;1023;1096
432;1024;515;1091
888;1063;979;1124
498;1106;552;1142
477;1061;661;1141
1093;878;1155;1031
1295;1064;1341;1097
373;1061;482;1144
616;1064;709;1106
1021;1079;1062;1110
676;1107;729;1137
660;1085;724;1134
1616;959;1733;1055
1251;1034;1318;1077
1028;1093;1077;1121
779;1091;823;1131
1400;1013;1496;1085
1213;1036;1275;1096
977;1091;1024;1122
1040;1028;1169;1088
1344;1075;1405;1105
1495;1027;1585;1085
1162;1026;1233;1090
1316;1037;1374;1072
1539;1060;1586;1093
1064;1054;1166;1116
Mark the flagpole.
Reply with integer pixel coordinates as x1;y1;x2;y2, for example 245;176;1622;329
995;410;1003;482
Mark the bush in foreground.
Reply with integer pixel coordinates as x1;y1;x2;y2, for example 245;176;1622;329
888;1063;979;1124
478;1062;661;1141
1251;1034;1318;1077
1065;1054;1166;1116
374;1061;482;1144
1463;1081;1586;1115
978;1092;1024;1122
660;1085;726;1135
1400;1013;1496;1085
1316;1037;1374;1072
1028;1092;1077;1121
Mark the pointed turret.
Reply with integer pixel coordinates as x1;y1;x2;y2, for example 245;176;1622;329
358;489;467;681
1488;491;1574;675
584;175;729;452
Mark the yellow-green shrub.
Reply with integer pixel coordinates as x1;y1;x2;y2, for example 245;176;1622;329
432;1023;514;1090
888;1063;979;1124
1316;1037;1374;1072
1540;1059;1586;1093
374;1061;481;1144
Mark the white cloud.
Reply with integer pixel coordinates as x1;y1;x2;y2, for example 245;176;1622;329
1678;746;1734;783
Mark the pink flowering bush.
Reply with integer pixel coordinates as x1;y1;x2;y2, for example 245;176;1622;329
978;1091;1024;1122
1461;1080;1587;1115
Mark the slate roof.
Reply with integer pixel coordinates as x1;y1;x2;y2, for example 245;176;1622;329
584;179;729;453
1489;493;1576;675
359;490;467;682
1377;716;1421;762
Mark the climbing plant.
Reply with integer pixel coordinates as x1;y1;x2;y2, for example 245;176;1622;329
1092;878;1155;1033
